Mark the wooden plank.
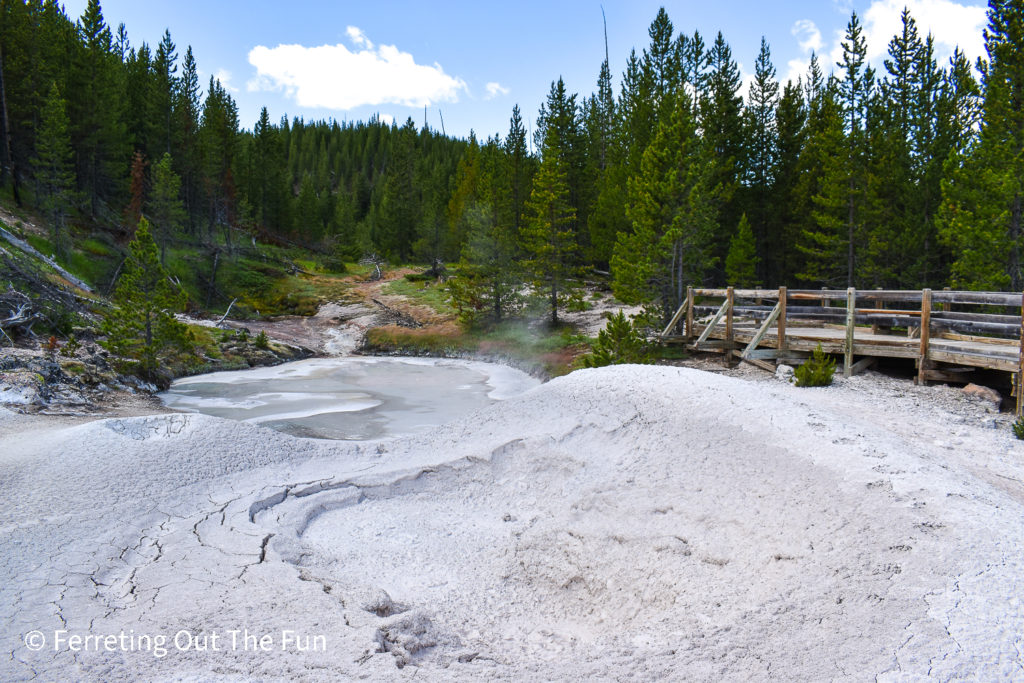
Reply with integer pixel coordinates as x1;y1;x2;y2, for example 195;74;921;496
850;357;877;375
724;287;735;367
740;356;776;373
778;290;845;301
747;348;785;360
741;300;782;359
923;367;975;383
932;290;1022;306
918;288;932;385
686;285;694;338
929;350;1018;372
778;286;787;352
1019;292;1024;416
852;290;925;303
687;340;735;350
851;344;922;359
694;300;729;346
693;288;781;298
844;287;856;377
931;310;1021;324
931;319;1021;337
660;294;690;337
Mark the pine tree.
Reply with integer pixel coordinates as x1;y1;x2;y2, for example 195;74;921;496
642;7;679;119
102;218;191;378
199;76;239;244
148;152;185;263
69;0;127;214
742;37;779;283
152;29;177;157
726;214;759;287
174;45;201;234
835;12;873;285
701;31;745;272
612;85;717;322
445;131;482;260
522;149;581;325
535;77;586;249
798;83;849;285
249;106;285;231
32;82;75;259
504;104;531;238
294;173;320;239
772;79;807;284
579;310;652;367
456;200;522;324
939;0;1024;289
375;117;418;260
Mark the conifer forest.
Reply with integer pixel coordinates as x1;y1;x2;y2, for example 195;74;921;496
1;0;1022;326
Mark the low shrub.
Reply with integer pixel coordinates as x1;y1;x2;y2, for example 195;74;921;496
793;343;836;387
1013;415;1024;440
578;310;652;368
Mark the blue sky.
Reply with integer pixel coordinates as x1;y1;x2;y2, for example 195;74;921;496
63;0;989;141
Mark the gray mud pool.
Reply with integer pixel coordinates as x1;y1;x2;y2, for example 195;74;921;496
159;356;539;440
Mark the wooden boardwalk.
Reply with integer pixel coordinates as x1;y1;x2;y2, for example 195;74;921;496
659;286;1024;414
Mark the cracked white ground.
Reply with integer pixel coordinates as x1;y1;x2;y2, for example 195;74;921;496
2;364;1023;680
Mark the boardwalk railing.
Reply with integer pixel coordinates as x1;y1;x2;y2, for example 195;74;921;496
660;286;1024;415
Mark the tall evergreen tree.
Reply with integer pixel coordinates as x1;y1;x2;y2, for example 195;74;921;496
445;131;482;260
725;213;759;287
504;104;531;238
32;82;75;259
612;86;718;322
148;152;185;262
535;77;586;249
375;118;418;260
772;79;807;284
741;37;779;283
701;31;744;273
522;147;581;325
199;76;239;244
174;45;201;234
796;80;849;285
102;218;191;378
152;29;177;157
940;0;1024;289
69;0;127;214
835;12;873;285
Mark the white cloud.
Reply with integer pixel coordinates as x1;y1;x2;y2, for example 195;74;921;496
379;113;394;126
214;68;238;92
782;57;810;88
484;81;509;99
792;19;824;53
345;26;373;50
833;0;854;15
861;0;986;64
247;27;467;110
823;0;986;73
782;19;822;86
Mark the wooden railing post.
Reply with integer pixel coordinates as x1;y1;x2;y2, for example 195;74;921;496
685;285;694;339
918;288;932;385
777;286;787;355
844;287;856;377
1018;292;1024;417
725;286;735;366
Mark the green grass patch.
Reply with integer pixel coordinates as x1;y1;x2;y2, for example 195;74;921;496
382;277;453;314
